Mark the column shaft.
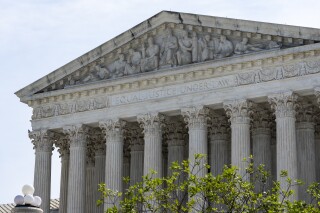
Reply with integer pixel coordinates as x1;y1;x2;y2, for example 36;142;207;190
29;130;53;213
296;122;316;201
64;125;88;213
209;135;229;176
138;113;163;178
269;92;298;201
100;120;125;209
86;162;95;213
224;100;252;178
130;142;144;186
94;151;106;213
59;154;69;213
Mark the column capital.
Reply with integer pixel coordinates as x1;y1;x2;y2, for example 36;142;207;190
127;126;144;151
99;119;126;142
296;102;316;123
181;106;210;129
223;99;254;123
165;117;186;146
137;112;165;135
209;113;229;141
63;124;89;147
55;134;70;158
252;108;272;135
268;91;298;118
29;129;54;152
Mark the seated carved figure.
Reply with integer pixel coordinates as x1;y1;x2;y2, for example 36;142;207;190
107;53;131;78
141;37;160;72
160;29;178;67
215;35;234;59
177;30;192;66
82;61;110;83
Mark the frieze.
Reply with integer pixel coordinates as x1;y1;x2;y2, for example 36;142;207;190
31;56;320;120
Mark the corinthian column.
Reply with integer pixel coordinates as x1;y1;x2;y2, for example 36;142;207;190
123;144;130;193
86;141;95;213
223;99;253;178
209;114;230;176
93;134;106;213
268;91;298;200
63;125;89;213
29;130;54;213
296;103;316;201
252;108;272;190
138;113;164;177
315;124;320;182
128;126;144;186
99;119;126;209
55;136;70;213
166;118;186;175
181;106;209;177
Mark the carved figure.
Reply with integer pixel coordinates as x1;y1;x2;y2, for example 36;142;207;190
191;32;199;63
82;63;110;83
267;41;281;49
177;30;192;66
199;34;215;62
160;29;178;67
141;37;160;72
108;53;132;78
125;48;141;75
234;38;262;55
215;35;234;59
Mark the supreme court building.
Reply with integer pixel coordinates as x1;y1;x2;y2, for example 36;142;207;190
15;11;320;213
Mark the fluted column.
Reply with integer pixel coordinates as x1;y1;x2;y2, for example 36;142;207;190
138;113;164;177
268;91;298;200
252;108;272;190
55;136;70;213
167;119;186;175
99;119;126;209
270;125;277;182
315;124;320;182
63;125;89;213
93;134;106;213
224;99;253;178
209;114;230;176
129;132;144;186
29;130;53;213
123;145;130;193
86;142;95;213
296;104;316;201
181;106;209;177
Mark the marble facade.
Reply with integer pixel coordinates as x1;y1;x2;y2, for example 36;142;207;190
16;11;320;212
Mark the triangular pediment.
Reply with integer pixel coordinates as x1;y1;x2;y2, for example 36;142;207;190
15;11;320;102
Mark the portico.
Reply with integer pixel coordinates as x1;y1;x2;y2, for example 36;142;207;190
16;11;320;212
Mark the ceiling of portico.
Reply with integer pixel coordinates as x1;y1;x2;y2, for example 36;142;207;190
15;11;320;104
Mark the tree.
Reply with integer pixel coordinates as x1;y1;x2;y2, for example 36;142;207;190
98;154;320;212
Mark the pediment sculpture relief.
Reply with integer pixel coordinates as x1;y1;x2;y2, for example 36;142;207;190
61;28;282;88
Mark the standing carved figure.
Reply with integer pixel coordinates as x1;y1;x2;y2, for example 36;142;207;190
125;48;142;74
191;32;199;63
177;30;192;66
215;35;234;59
199;34;215;62
141;37;160;72
160;29;178;67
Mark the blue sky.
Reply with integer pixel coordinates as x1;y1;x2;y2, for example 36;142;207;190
1;0;320;204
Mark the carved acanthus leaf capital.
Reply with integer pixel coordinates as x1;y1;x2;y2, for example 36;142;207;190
251;108;272;134
54;134;70;158
99;119;126;142
223;99;254;123
296;103;316;123
63;124;89;147
268;91;298;118
137;113;165;135
181;106;210;129
209;113;229;136
29;129;54;152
